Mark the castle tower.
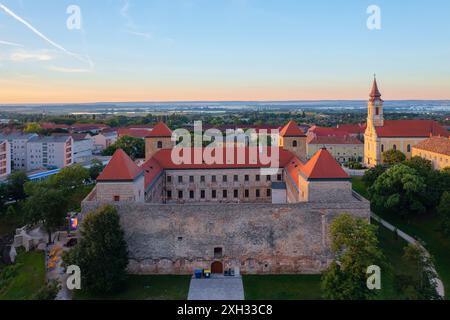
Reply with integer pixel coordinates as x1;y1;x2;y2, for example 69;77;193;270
367;76;384;127
145;122;174;161
278;120;307;161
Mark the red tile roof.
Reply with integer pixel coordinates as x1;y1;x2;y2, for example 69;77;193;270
97;149;143;181
308;126;348;137
300;148;349;180
149;147;295;170
375;120;449;138
413;136;450;156
280;121;306;137
307;135;362;145
141;157;164;188
118;128;152;139
147;122;172;137
336;123;367;134
41;123;70;130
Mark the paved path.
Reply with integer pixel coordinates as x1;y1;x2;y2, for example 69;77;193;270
188;276;245;300
371;213;445;298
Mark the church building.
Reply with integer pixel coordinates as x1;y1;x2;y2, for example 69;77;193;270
364;78;448;167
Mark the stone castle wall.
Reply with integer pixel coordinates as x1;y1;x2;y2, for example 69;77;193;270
81;198;370;275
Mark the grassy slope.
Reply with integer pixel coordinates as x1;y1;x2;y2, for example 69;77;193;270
75;275;191;300
0;251;45;300
352;176;449;299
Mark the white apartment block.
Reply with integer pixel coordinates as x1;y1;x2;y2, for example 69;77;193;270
27;136;74;171
0;133;37;171
0;139;11;178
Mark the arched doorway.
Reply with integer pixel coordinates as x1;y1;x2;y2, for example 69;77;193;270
211;261;223;274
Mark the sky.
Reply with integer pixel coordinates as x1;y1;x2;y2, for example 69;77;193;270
0;0;449;104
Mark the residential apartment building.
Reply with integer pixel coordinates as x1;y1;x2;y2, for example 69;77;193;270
412;136;450;170
93;131;117;152
27;136;74;170
0;139;11;178
0;132;37;171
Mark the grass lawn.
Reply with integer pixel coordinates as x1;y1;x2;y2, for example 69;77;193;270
0;250;46;300
352;176;369;199
75;275;191;300
243;275;322;300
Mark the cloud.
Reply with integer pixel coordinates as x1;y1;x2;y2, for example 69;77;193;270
48;66;92;73
0;40;24;47
10;51;52;62
0;3;92;67
125;30;152;39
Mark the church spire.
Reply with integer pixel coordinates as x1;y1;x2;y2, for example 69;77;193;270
369;75;383;101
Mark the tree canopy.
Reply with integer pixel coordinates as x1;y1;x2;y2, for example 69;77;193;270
368;164;427;217
64;205;128;294
102;135;145;160
321;214;384;300
382;149;406;165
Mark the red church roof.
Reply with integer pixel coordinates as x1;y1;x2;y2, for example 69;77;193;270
147;122;172;137
375;120;448;138
97;149;143;181
280;121;306;137
300;148;350;180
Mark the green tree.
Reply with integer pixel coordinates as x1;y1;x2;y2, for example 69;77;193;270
24;187;68;244
6;171;29;201
404;156;433;177
102;136;145;160
88;159;105;181
394;244;441;300
382;149;406;165
64;205;128;294
48;165;89;194
321;214;384;300
362;165;387;188
23;122;43;134
439;192;450;237
368;164;426;218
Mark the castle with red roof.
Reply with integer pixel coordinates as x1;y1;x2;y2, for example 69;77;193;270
83;121;369;275
364;77;448;166
93;121;356;205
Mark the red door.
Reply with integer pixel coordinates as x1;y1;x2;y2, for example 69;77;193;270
211;261;223;274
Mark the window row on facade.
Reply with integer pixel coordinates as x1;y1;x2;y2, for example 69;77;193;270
167;174;283;184
166;188;272;200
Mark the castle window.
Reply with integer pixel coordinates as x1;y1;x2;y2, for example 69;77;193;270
244;189;249;198
245;175;249;182
234;189;239;198
393;145;397;151
212;190;217;199
223;190;228;198
167;191;172;199
256;174;260;182
234;175;239;182
266;175;272;182
157;141;163;149
407;144;411;153
256;189;260;198
201;176;205;182
201;190;206;199
190;190;194;199
267;189;272;197
293;140;298;147
214;247;223;259
178;176;183;183
277;174;282;181
178;190;183;199
212;175;217;183
114;196;120;202
223;175;228;182
375;107;380;116
189;176;194;183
